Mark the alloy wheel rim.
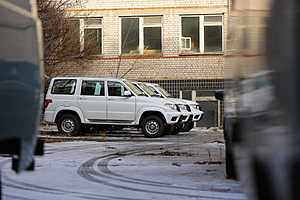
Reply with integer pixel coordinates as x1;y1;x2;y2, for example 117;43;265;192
145;120;159;135
61;119;75;133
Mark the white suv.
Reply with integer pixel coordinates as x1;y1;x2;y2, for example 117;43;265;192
131;81;192;134
43;77;181;137
144;83;204;132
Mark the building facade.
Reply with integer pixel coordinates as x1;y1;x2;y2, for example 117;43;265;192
61;0;228;127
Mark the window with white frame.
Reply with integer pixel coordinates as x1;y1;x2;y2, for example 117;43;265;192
82;18;103;55
121;16;162;55
181;15;223;54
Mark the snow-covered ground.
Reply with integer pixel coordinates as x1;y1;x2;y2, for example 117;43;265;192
0;131;246;200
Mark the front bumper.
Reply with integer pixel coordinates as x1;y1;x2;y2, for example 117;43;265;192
192;110;204;122
179;111;191;123
165;111;181;124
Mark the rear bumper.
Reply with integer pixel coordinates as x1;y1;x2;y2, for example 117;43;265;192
43;110;55;122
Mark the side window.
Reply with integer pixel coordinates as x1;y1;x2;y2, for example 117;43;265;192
51;79;77;95
108;81;128;96
81;80;105;96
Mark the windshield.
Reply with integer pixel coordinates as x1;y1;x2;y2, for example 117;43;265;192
155;85;171;97
139;83;161;97
124;81;146;96
147;85;161;95
132;82;146;94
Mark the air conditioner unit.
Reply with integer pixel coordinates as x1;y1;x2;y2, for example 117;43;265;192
181;37;192;50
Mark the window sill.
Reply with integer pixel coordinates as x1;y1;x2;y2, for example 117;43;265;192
120;54;163;58
179;52;224;56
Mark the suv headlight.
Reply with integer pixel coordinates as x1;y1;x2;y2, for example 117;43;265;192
178;104;187;111
165;103;177;111
190;104;200;110
190;104;196;109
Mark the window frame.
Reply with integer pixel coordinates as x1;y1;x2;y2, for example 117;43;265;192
107;81;131;97
80;17;103;55
180;15;224;54
120;16;163;56
51;79;77;95
80;80;105;96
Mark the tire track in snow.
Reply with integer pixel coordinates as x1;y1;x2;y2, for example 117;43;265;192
77;144;246;200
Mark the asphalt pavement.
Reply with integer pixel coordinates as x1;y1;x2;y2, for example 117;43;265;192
0;128;246;200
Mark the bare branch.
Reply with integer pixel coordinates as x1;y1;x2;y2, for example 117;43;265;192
120;58;139;78
37;0;94;82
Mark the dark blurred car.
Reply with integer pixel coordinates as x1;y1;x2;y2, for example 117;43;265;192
0;0;44;173
219;0;300;199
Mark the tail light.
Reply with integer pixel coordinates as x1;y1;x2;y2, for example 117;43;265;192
44;99;52;109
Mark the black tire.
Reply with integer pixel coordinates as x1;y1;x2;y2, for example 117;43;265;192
112;125;124;131
57;114;81;136
180;121;194;132
170;125;180;135
81;125;100;134
141;115;165;138
224;118;237;179
165;125;180;135
225;139;236;179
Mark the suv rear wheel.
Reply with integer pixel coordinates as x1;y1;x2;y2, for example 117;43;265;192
57;114;81;136
141;115;165;138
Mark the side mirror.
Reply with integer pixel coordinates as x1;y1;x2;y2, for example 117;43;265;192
124;90;132;97
215;90;224;101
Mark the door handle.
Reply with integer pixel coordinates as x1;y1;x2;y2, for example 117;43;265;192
80;97;88;100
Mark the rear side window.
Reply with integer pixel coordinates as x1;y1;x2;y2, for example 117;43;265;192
81;80;105;96
51;79;77;95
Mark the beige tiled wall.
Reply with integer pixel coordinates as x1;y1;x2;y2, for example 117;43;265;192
64;0;228;81
57;55;224;80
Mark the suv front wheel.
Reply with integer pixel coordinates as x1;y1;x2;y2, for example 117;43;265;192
57;114;81;136
180;121;194;132
141;115;165;138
